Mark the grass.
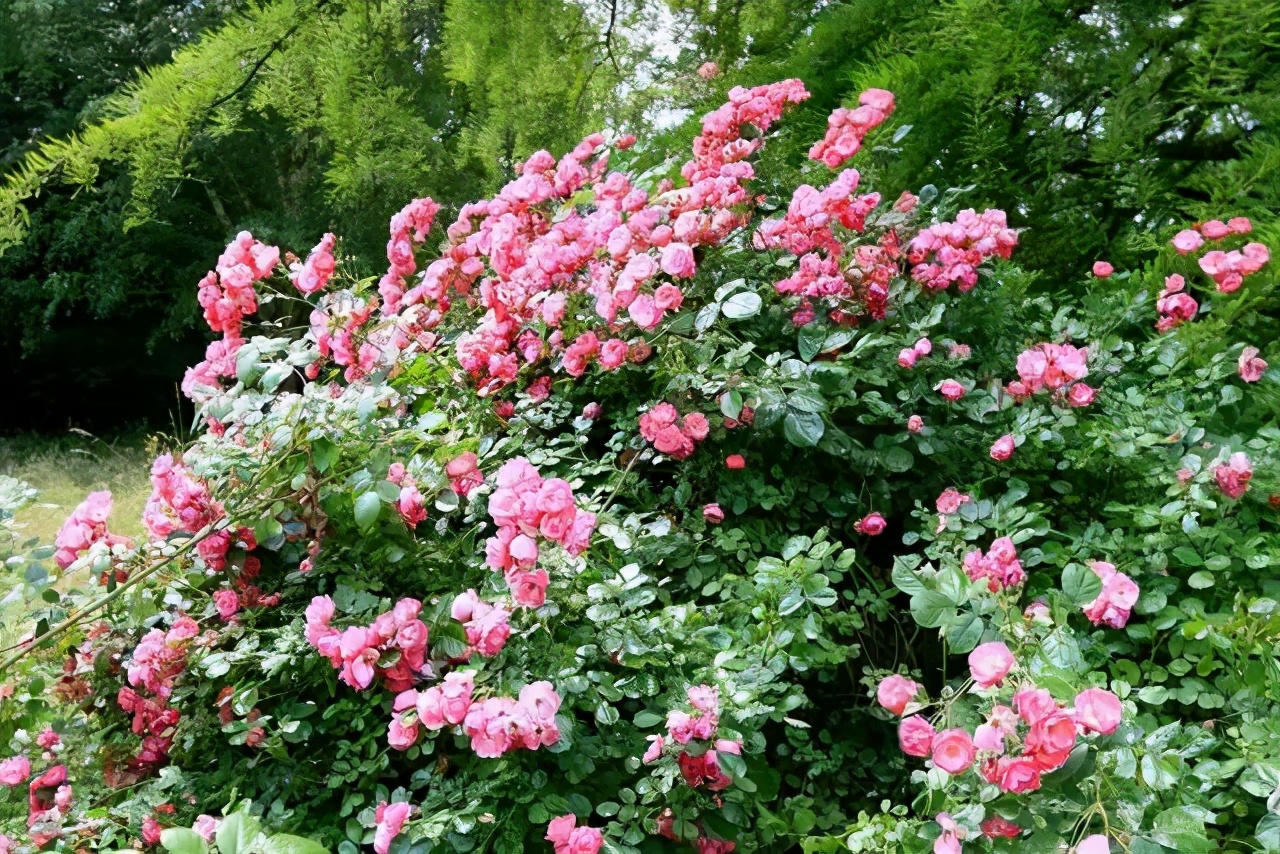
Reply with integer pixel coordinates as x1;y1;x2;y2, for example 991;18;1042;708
0;430;163;648
0;430;159;544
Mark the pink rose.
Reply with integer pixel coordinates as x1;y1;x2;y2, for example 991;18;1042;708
933;813;962;854
1214;452;1252;499
898;715;935;757
1078;835;1111;854
1074;688;1122;735
1172;229;1204;254
142;817;163;847
980;816;1020;839
876;675;919;714
642;735;664;763
725;455;746;470
212;589;240;622
1081;561;1140;629
1201;219;1230;239
1228;216;1253;234
388;717;419;750
937;379;966;401
968;642;1015;688
995;756;1041;793
0;756;31;787
1092;260;1113;278
930;728;976;774
898;348;918;369
507;569;549;608
374;802;412;854
1239;346;1267;382
913;337;932;356
1067;383;1096;407
660;243;697;279
990;434;1015;461
855;512;887;535
907;415;924;433
703;503;725;524
936;488;971;515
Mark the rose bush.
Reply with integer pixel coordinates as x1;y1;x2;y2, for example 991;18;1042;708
1;77;1279;854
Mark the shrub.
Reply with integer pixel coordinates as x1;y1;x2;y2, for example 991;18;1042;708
1;78;1278;854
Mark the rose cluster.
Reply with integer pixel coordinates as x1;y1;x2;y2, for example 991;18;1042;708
638;402;711;459
881;646;1123;806
1080;561;1139;629
807;88;895;169
304;596;430;691
1155;273;1198;333
53;490;129;570
961;537;1026;592
143;454;252;571
642;685;743;793
484;457;596;607
451;589;511;658
185;231;279;401
908;209;1018;293
290;232;338;295
1008;342;1094;406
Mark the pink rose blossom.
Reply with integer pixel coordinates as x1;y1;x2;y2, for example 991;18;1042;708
937;379;966;401
1078;835;1111;854
1238;346;1267;382
876;675;920;714
968;642;1015;687
930;728;976;774
1092;260;1113;278
703;503;725;524
0;756;30;787
855;512;886;535
898;715;935;757
546;814;603;854
1081;561;1140;628
1172;229;1204;254
1215;452;1252;499
374;802;412;854
990;434;1015;461
898;348;918;369
1074;688;1122;735
643;734;664;763
907;415;924;433
725;454;746;470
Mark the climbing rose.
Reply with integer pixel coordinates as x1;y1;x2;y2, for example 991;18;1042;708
1074;688;1122;735
990;434;1015;461
930;729;976;774
1215;452;1253;499
876;675;919;715
1091;261;1113;278
1239;346;1267;382
898;715;935;757
855;512;886;535
968;642;1015;687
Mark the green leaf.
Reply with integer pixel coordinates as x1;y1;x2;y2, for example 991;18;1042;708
798;324;825;362
880;447;914;473
216;812;261;854
353;492;381;530
633;711;663;728
1186;571;1214;589
1149;806;1214;854
722;291;762;319
783;410;825;447
1061;563;1102;605
1171;546;1202;567
262;835;330;854
891;558;927;596
945;613;984;654
161;828;209;854
909;590;953;628
719;390;743;420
